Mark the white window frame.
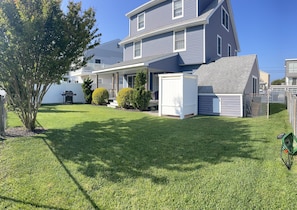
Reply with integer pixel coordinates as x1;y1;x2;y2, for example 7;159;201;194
174;29;186;52
133;40;142;59
196;0;199;17
217;35;222;57
172;0;184;19
137;12;145;31
228;44;232;56
221;6;229;31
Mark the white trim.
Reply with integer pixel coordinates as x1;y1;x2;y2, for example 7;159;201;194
203;24;206;63
128;19;131;37
126;0;167;18
93;63;145;74
196;0;199;17
172;0;184;20
173;29;186;52
133;40;142;59
240;94;243;117
221;6;229;32
137;12;145;31
217;34;222;57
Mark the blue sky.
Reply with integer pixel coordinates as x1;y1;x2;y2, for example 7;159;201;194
62;0;297;82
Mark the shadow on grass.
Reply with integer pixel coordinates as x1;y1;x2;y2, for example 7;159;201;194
41;115;258;184
43;139;100;210
269;103;287;115
38;105;88;114
0;195;66;210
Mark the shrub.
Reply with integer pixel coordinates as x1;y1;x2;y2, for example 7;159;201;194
131;71;151;111
92;87;109;105
82;78;93;104
117;88;134;109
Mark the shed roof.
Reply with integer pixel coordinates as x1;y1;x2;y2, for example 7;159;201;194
92;53;177;74
194;55;258;94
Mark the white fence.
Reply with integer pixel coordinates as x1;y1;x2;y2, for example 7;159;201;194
42;83;85;104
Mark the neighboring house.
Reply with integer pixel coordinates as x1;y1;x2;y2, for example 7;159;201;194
285;58;297;86
259;70;270;92
93;0;240;99
194;55;260;117
66;39;123;93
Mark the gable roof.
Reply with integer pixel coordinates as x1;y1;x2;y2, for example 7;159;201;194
194;55;258;94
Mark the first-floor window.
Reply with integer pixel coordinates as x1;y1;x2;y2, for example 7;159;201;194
174;30;186;52
252;76;258;94
217;35;222;56
134;41;142;58
228;44;232;56
127;75;136;88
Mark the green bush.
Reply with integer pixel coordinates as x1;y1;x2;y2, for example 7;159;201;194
131;71;151;111
82;78;93;104
116;88;134;109
92;87;109;105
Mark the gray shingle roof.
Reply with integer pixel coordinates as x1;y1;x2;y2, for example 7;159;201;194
92;53;177;74
194;55;258;94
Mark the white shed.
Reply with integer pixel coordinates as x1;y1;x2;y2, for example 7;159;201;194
158;73;198;119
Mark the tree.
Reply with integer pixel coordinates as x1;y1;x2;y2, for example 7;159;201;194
82;78;93;104
0;0;100;131
271;78;285;85
131;71;151;111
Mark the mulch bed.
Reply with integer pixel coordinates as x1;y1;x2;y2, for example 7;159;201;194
3;127;46;139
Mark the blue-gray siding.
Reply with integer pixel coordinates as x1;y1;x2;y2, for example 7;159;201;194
205;1;238;62
129;0;203;37
198;95;242;117
124;25;204;65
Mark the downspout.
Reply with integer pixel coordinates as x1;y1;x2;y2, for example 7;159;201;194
146;67;149;91
116;72;119;97
112;73;115;98
96;74;99;88
203;24;206;63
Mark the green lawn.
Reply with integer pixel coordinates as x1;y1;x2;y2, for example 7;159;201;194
0;104;296;209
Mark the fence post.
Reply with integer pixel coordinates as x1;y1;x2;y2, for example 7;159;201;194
292;97;297;134
267;91;269;119
0;96;5;136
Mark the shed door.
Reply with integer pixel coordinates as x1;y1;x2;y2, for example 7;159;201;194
213;98;221;113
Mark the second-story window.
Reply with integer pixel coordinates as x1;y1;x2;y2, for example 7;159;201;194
137;12;145;31
174;30;186;52
173;0;183;19
288;62;297;73
217;35;222;57
134;41;142;58
221;6;229;31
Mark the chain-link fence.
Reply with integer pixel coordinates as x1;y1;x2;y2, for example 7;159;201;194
244;91;286;118
0;95;6;137
287;92;297;134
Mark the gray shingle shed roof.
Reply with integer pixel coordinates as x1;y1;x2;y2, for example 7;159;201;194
194;55;258;94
